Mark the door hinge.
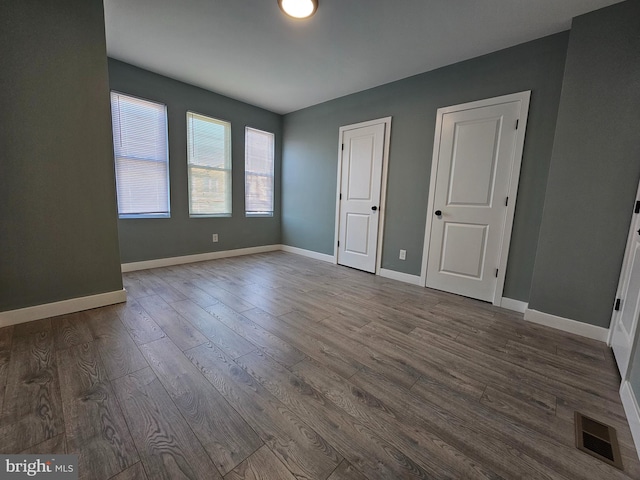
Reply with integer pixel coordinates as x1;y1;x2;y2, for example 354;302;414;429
341;143;344;151
516;119;519;130
337;240;340;247
505;196;509;207
495;268;499;278
615;298;622;311
635;200;640;214
339;193;342;200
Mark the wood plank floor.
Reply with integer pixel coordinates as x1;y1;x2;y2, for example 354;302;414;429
1;251;638;479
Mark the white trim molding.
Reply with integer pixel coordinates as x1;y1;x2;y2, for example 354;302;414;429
620;381;640;460
122;245;281;272
0;289;127;328
280;245;335;263
523;309;609;342
379;268;422;286
500;298;528;314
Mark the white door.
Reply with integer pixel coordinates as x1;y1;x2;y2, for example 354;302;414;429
610;183;640;378
423;92;530;303
337;121;387;273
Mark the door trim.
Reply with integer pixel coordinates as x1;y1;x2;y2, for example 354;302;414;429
419;91;531;305
607;177;640;380
608;177;640;349
334;117;392;274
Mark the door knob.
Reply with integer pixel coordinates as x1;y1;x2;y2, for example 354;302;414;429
371;206;378;211
435;210;442;216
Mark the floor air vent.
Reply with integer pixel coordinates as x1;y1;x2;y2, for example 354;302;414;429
575;412;623;470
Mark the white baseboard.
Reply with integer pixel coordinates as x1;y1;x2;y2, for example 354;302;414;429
379;268;422;286
500;297;528;313
620;381;640;460
280;244;335;263
0;289;127;328
121;245;281;272
523;309;609;342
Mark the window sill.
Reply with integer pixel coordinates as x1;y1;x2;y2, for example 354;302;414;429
119;214;171;219
189;214;232;218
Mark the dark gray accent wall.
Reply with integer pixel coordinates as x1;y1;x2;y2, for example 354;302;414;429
108;60;282;263
529;0;640;328
282;33;568;301
0;0;123;311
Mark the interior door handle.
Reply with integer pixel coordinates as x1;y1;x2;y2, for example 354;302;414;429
435;210;442;216
371;206;378;211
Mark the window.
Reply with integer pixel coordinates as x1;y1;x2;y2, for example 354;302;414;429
245;127;275;216
110;92;169;218
187;112;232;216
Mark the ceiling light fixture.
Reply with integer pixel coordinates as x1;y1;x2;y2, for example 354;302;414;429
278;0;318;19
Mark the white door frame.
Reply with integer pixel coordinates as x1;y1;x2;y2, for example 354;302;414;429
607;179;640;355
334;117;392;275
419;91;531;305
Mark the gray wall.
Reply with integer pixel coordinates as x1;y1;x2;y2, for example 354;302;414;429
0;0;123;311
529;0;640;328
282;33;568;301
108;60;283;263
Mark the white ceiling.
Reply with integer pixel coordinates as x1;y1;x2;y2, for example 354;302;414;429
104;0;622;114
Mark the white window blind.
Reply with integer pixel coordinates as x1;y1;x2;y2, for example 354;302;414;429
187;112;232;216
110;92;169;217
245;127;274;216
